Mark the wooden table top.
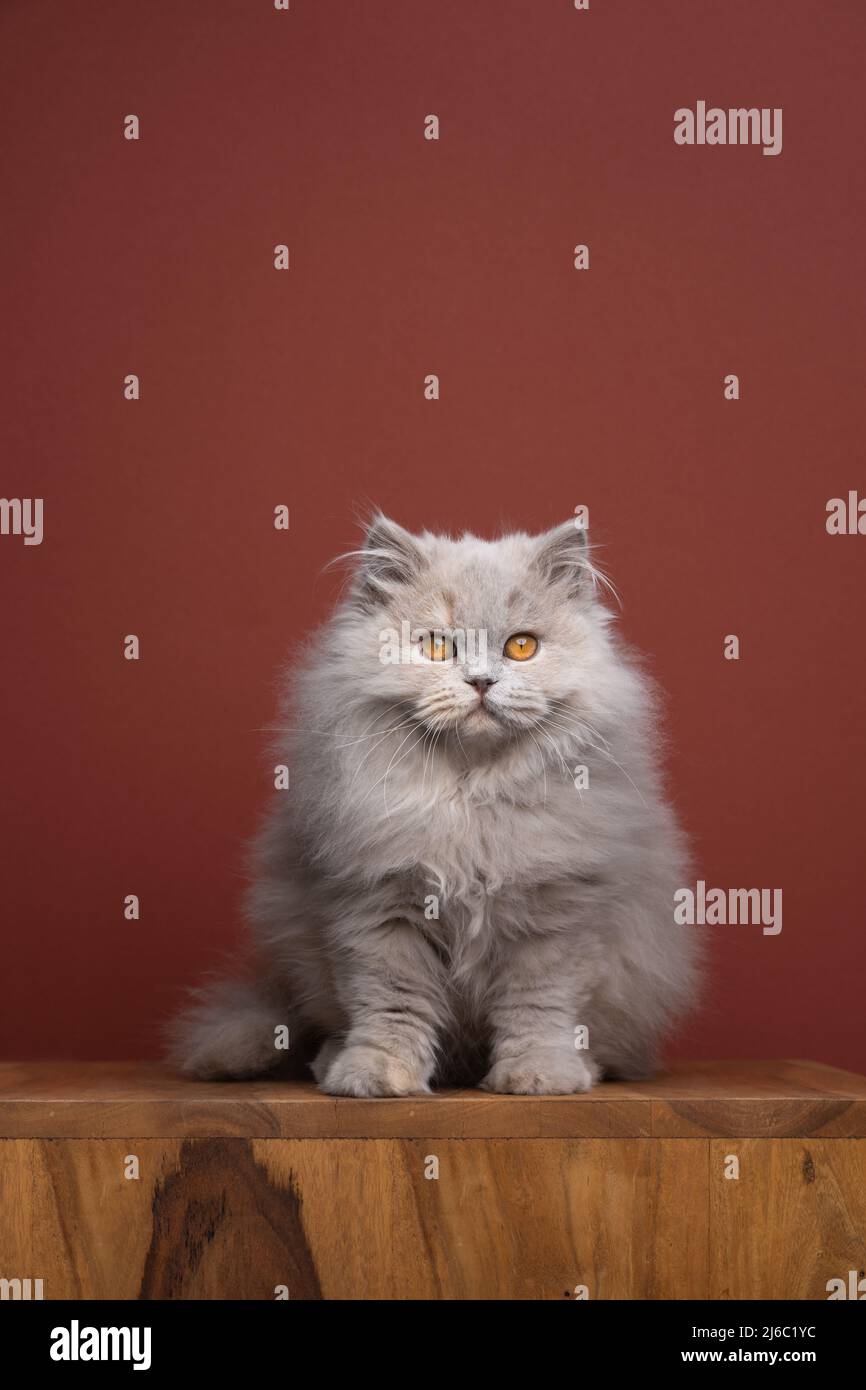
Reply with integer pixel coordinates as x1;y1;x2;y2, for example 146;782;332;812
1;1059;864;1139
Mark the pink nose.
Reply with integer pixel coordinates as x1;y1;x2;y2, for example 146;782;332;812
465;676;496;698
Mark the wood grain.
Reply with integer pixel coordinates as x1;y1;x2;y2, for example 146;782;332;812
710;1139;866;1299
1;1060;864;1139
0;1137;708;1299
2;1062;864;1299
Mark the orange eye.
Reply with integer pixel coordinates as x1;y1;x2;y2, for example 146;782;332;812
504;633;538;661
421;632;455;661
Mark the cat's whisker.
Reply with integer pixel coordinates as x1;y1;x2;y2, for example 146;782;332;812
347;719;422;794
535;718;585;748
382;731;429;817
544;718;647;808
275;700;412;745
334;701;413;747
584;742;648;808
357;724;426;814
453;717;469;764
425;722;448;797
529;720;573;785
525;728;549;807
569;716;612;751
420;723;439;796
339;716;416;753
549;703;613;751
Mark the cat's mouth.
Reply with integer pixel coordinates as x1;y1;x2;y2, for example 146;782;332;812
415;697;536;740
417;699;502;736
464;701;555;738
466;702;498;722
460;699;536;735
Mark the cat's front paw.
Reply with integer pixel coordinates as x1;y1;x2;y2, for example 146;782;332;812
481;1049;599;1095
321;1044;431;1098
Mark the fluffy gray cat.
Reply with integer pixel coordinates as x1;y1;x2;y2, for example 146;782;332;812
169;515;700;1095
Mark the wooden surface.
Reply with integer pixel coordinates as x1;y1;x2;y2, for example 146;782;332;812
0;1137;711;1298
2;1134;864;1299
709;1139;866;1300
1;1058;865;1138
1;1060;864;1299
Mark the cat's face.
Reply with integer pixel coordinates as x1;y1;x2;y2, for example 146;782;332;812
341;516;610;747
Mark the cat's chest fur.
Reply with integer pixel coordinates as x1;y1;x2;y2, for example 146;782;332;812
343;757;606;942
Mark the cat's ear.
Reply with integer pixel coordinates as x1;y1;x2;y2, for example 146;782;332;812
532;520;590;597
354;513;426;602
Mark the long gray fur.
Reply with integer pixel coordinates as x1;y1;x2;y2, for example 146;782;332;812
168;515;701;1095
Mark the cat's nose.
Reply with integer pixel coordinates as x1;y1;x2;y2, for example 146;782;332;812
465;675;496;695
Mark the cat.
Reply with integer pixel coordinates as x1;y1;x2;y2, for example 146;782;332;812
168;514;701;1095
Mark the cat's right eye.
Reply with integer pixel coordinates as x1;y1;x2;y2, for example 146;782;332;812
504;633;538;661
420;632;455;662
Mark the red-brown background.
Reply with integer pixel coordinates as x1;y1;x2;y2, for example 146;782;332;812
1;0;864;1070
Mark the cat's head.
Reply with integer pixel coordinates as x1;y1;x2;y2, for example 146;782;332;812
328;514;618;748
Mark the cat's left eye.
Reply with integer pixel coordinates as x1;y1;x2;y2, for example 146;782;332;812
504;633;538;661
420;632;455;661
